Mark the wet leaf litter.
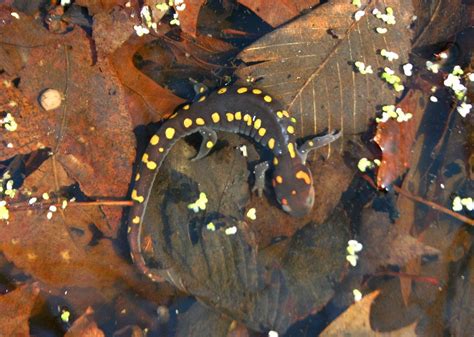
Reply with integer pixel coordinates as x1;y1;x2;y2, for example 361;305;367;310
0;1;473;336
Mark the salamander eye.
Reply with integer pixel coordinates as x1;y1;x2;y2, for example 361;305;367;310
291;190;297;195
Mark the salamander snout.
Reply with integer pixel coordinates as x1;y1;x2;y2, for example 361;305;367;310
273;164;315;217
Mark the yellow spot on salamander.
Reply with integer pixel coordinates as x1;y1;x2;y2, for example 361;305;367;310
142;153;149;163
183;118;193;128
243;114;252;126
165;127;175;139
287;125;295;134
147;161;157;170
159;147;164;153
206;141;214;148
234;111;242;120
198;95;206;102
276;111;284;119
268;138;275;149
291;117;297;123
131;190;144;203
211;112;220;123
217;87;227;94
273;157;279;165
135;173;140;181
132;216;140;224
237;87;248;94
264;95;272;103
150;135;159;145
296;170;311;184
182;104;190;110
252;88;262;95
226;113;234;122
288;143;296;158
282;110;290;118
258;128;267;137
276;176;283;184
196;117;205;125
254;119;262;129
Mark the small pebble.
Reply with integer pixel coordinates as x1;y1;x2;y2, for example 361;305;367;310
40;89;62;111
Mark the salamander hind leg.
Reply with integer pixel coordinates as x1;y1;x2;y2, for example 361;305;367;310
298;130;342;164
251;161;270;197
191;127;218;161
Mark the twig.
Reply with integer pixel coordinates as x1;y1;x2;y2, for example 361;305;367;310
393;185;474;226
360;174;474;226
9;199;134;211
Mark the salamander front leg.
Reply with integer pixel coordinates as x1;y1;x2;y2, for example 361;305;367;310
298;130;342;164
251;161;270;197
191;127;218;161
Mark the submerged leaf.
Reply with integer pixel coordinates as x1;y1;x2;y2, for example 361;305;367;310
0;283;40;337
237;0;414;155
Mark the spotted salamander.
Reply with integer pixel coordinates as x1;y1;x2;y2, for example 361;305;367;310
128;86;340;281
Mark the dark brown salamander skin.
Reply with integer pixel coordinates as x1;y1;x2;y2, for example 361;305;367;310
128;86;337;281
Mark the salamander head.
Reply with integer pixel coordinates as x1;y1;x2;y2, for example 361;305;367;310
272;163;315;217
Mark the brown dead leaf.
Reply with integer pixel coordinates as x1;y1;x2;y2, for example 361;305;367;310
65;307;105;337
359;210;439;274
135;33;235;96
0;204;134;288
412;0;467;48
110;34;185;125
237;0;414;155
374;86;426;189
321;290;418;336
238;0;320;27
0;20;135;203
74;0;128;15
22;157;75;197
0;283;40;337
394;138;425;306
173;0;206;38
92;6;139;58
138;133;350;332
